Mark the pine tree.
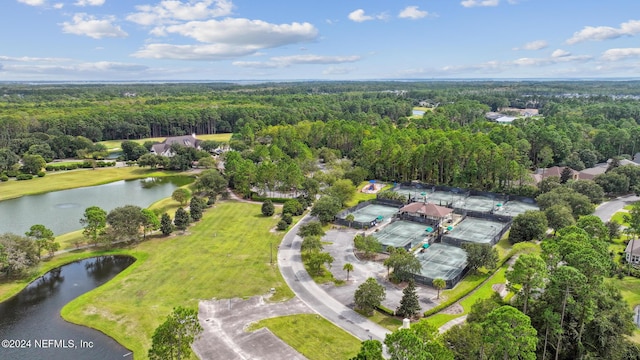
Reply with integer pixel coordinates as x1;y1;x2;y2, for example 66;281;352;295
189;196;204;222
174;208;190;231
160;213;173;236
396;279;421;319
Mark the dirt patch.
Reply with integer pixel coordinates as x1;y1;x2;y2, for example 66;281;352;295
441;303;463;315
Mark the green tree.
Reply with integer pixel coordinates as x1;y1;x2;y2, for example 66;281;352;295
569;180;605;204
25;224;56;259
173;207;190;231
506;253;547;315
305;249;334;275
354;277;386;316
283;199;304;216
160;213;173;236
462;243;498;273
106;205;145;243
310;196;342;224
396;279;421;319
21;154;46;175
544;204;575;235
326;178;356;206
354;234;382;259
148;306;203;360
193;169;227;197
509;210;548;244
442;323;483;360
386;248;421;282
298;221;325;237
261;200;275;217
605;220;621;241
350;340;384;360
481;306;537;360
384;320;453;360
346;213;355;228
343;262;354;281
575;215;608;240
189;196;205;222
80;206;107;245
141;209;160;240
121;140;148;161
301;235;323;253
0;148;19;172
432;278;446;300
172;188;190;207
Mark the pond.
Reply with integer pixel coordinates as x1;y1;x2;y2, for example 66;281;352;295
0;255;135;360
0;176;193;236
412;110;425;116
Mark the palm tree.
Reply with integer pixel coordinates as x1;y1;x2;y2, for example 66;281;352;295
432;278;446;299
343;262;354;281
346;214;355;228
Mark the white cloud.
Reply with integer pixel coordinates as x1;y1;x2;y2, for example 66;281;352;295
348;9;387;23
17;0;47;5
61;13;128;39
132;43;260;60
512;54;591;66
165;18;317;46
127;0;232;27
233;54;361;69
0;60;149;79
53;2;63;8
566;20;640;45
74;0;105;6
398;6;428;20
551;49;570;58
0;55;71;62
461;0;499;8
514;40;548;51
601;48;640;61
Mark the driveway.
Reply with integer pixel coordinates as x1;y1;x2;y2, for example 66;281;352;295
594;194;639;221
278;215;390;342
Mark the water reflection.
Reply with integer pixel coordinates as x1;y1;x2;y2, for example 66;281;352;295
0;256;135;360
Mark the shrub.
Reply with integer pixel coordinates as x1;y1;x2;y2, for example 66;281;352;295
282;213;293;225
16;174;33;180
276;220;288;231
0;174;8;182
283;199;304;216
37;171;45;177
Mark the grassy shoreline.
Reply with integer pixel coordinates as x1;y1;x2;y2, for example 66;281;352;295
0;167;194;202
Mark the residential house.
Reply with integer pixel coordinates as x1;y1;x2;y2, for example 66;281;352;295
151;134;201;157
625;240;640;265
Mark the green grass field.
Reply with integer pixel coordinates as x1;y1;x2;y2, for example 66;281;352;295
57;201;293;359
98;133;233;150
607;276;640;344
0;167;192;201
345;181;393;208
248;314;361;360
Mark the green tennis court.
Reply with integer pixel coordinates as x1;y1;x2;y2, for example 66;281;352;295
416;243;467;281
442;217;506;246
372;220;428;250
453;195;497;213
498;200;539;217
344;203;399;223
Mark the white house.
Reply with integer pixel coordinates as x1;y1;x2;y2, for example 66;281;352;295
151;134;201;157
626;240;640;265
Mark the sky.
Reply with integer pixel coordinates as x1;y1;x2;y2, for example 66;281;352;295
2;0;640;81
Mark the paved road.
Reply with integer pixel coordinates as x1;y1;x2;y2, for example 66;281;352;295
594;194;639;221
278;215;391;342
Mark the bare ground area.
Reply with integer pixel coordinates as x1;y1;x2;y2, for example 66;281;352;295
192;296;314;360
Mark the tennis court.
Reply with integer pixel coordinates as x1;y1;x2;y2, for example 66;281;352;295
452;195;498;213
393;186;465;207
497;200;539;217
372;220;429;250
343;203;399;223
415;243;468;284
442;217;506;246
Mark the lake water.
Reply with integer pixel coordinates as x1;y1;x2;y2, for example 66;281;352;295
0;256;135;360
0;176;192;236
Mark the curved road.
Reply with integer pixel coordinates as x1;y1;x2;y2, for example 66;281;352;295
594;194;639;221
278;215;390;342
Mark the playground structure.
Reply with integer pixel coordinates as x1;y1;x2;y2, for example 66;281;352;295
361;180;386;194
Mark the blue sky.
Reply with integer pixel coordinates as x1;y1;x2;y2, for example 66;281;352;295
2;0;640;81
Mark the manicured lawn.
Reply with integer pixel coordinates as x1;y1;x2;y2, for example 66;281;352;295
425;265;509;329
0;167;191;201
58;201;293;359
608;276;640;309
98;133;232;150
248;314;361;360
366;310;403;331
